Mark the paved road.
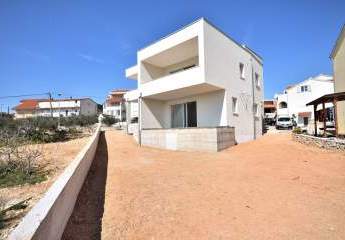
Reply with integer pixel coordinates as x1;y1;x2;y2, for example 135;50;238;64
63;131;345;240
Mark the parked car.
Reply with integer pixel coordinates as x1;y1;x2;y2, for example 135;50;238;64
276;116;293;130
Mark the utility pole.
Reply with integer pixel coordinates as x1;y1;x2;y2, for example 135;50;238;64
57;93;62;128
48;92;53;117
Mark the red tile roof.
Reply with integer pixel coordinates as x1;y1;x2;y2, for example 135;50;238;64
13;99;40;110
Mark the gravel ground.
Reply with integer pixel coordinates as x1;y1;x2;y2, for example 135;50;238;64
63;130;345;240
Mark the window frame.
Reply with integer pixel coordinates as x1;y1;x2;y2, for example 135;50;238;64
232;97;238;115
255;72;260;88
253;103;260;117
239;62;245;80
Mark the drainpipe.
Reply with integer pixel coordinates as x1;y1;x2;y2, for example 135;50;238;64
251;59;256;140
138;93;142;146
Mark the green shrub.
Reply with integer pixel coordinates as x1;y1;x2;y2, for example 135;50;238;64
102;115;118;126
292;127;302;134
0;168;47;188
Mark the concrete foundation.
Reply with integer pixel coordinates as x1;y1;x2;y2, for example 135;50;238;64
141;126;235;152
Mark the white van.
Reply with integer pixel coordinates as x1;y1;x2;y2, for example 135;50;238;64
276;116;293;130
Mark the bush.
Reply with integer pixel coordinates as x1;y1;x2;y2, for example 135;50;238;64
292;127;302;134
0;115;98;144
0;133;47;188
102;115;118;126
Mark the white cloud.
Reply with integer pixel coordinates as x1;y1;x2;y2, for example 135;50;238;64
78;53;105;64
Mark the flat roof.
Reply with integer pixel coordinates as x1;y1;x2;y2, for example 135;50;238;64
138;17;262;64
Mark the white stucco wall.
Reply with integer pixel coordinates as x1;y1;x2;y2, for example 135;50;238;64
203;21;263;143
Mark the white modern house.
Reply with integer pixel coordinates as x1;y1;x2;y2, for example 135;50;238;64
124;18;263;152
275;74;334;131
14;98;98;118
103;89;128;121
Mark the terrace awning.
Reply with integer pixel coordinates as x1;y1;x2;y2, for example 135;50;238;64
306;91;345;137
306;92;345;106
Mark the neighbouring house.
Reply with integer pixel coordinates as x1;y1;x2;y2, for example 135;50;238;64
103;89;128;121
13;98;98;119
306;24;345;137
124;18;263;152
263;100;276;126
275;74;334;133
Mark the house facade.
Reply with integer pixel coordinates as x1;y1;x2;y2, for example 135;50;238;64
330;24;345;135
275;74;334;130
13;98;98;118
103;89;127;121
124;18;263;151
263;100;276;125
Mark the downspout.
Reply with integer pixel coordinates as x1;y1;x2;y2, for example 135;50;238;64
251;59;256;140
138;93;142;146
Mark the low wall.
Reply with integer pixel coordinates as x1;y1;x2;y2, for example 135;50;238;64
141;127;235;152
293;133;345;151
9;124;102;240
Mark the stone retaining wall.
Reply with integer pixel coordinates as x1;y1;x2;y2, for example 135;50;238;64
293;133;345;151
8;124;102;240
141;127;235;152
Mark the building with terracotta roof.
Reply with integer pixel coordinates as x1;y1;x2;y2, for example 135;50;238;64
13;98;98;119
263;100;276;125
103;89;129;121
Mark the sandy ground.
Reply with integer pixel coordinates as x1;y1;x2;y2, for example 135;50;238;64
0;136;90;239
63;131;345;240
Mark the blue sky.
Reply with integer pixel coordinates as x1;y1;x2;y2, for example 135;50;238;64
0;0;344;110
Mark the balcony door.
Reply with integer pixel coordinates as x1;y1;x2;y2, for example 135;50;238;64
171;101;197;128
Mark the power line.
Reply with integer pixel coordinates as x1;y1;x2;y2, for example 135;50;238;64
0;93;50;100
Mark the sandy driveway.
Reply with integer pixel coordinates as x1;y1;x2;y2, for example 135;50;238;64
63;131;345;240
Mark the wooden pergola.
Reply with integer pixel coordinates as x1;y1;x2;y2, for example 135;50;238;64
306;92;345;137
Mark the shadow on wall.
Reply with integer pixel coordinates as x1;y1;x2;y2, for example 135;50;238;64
62;131;108;240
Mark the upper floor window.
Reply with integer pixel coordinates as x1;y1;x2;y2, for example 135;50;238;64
255;73;260;88
253;103;259;117
232;97;238;114
279;101;288;109
300;85;310;93
239;63;245;79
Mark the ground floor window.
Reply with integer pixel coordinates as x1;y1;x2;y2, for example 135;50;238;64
303;117;309;126
171;101;197;128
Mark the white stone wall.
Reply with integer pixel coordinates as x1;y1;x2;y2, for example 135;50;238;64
141;127;235;152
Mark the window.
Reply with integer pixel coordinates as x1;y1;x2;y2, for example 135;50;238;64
239;63;245;79
255;73;260;87
279;101;288;109
253;103;259;117
169;64;196;74
303;117;309;126
232;97;238;114
300;85;310;93
171;101;197;128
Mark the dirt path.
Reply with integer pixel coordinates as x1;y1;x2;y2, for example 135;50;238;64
63;131;345;240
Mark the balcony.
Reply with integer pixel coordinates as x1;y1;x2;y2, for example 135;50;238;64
140;37;199;84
